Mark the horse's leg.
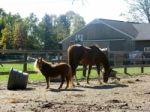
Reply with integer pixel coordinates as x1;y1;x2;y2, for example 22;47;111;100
83;64;87;77
74;71;80;85
96;64;102;84
65;76;70;89
45;76;50;89
72;65;80;85
87;65;92;84
58;75;65;89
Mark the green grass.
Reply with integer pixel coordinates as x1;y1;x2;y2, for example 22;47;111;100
0;63;150;81
0;63;34;72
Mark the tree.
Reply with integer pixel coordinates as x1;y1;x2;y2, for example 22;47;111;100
56;14;70;41
13;21;27;49
0;8;6;39
56;11;85;41
66;11;85;34
122;0;150;23
38;14;57;50
0;12;22;49
1;25;13;49
25;13;40;50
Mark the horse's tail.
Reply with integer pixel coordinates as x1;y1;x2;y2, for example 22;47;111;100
68;65;74;87
68;64;73;78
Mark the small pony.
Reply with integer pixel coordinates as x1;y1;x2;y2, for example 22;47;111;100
34;57;73;89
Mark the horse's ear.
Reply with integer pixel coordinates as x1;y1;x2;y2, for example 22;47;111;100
37;57;42;62
39;57;42;61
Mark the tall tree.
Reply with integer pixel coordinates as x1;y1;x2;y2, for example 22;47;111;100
13;21;27;49
25;13;40;49
0;13;22;49
1;25;13;49
56;14;70;41
38;14;57;50
122;0;150;23
66;11;85;34
0;8;6;39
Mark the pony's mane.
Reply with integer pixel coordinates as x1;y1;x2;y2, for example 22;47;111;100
34;58;52;72
34;59;40;72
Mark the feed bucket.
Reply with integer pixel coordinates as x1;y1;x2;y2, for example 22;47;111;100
7;68;28;90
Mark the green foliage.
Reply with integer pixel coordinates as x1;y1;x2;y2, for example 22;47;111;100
56;14;70;41
0;8;86;50
1;24;13;49
25;13;41;50
38;14;58;50
66;11;85;34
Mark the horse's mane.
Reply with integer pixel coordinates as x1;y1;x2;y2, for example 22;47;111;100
67;44;81;52
34;58;53;72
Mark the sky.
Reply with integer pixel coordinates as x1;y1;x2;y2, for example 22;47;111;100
0;0;128;23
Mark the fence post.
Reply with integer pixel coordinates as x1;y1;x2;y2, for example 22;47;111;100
58;52;60;63
23;53;27;72
141;66;144;73
124;66;127;74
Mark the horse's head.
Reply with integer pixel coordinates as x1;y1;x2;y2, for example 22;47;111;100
103;68;112;83
103;68;119;82
34;57;43;71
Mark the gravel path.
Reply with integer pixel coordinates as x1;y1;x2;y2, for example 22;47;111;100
0;74;150;112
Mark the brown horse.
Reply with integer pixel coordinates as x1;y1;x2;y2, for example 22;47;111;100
34;57;73;89
83;64;119;84
83;47;119;84
67;44;112;85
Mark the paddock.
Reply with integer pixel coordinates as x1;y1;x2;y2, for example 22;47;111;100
1;49;150;111
0;49;150;74
0;73;150;111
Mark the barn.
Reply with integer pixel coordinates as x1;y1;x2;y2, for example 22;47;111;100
60;19;150;60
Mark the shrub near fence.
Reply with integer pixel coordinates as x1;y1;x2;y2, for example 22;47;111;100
0;49;150;74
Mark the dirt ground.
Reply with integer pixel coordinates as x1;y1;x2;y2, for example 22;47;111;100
1;74;150;112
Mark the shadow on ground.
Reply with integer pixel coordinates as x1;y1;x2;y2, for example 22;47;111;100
82;83;128;90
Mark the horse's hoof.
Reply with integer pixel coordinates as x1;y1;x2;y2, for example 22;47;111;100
46;87;49;89
77;83;80;85
117;78;120;81
99;82;103;85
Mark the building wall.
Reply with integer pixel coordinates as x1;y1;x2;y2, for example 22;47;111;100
135;40;150;51
61;22;135;59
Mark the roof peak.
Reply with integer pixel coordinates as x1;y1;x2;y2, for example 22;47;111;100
92;18;141;24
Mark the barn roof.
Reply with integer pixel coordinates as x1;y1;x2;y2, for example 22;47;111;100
60;18;150;43
97;19;150;40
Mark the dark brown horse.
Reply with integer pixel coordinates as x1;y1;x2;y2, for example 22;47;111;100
83;47;119;84
67;44;112;85
34;57;73;89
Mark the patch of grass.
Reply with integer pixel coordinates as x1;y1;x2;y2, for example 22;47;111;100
0;64;150;81
0;75;9;81
28;73;45;81
0;63;34;72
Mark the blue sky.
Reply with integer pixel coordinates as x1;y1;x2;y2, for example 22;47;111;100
0;0;128;23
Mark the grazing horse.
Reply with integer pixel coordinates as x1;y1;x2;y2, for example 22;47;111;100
82;47;119;84
34;57;73;89
82;47;109;84
67;44;112;85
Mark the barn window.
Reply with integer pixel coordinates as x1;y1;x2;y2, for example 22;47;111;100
75;34;83;42
144;47;150;52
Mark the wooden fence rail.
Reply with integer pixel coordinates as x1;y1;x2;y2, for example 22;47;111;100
0;50;150;74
